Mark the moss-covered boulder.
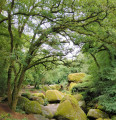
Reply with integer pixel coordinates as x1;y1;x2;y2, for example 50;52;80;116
25;101;42;114
87;109;109;119
31;93;45;99
54;95;87;120
68;82;77;91
68;73;86;83
46;90;64;102
17;96;30;109
18;96;42;114
49;84;61;90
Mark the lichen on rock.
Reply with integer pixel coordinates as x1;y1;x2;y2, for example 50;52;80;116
54;94;87;120
25;101;42;114
45;90;64;102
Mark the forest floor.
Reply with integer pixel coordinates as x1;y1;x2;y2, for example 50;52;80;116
0;86;38;120
0;102;37;120
0;86;58;120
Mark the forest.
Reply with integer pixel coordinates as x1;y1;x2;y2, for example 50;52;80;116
0;0;116;120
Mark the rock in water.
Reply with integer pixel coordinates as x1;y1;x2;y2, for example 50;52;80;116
54;95;87;120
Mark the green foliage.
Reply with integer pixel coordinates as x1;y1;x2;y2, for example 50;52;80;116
76;45;116;113
43;98;49;106
43;65;77;85
0;113;28;120
71;75;93;95
0;113;11;120
0;0;116;112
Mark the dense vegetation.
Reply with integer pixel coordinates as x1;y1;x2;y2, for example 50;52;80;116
0;0;116;116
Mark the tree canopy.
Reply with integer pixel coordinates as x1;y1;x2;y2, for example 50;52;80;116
0;0;116;112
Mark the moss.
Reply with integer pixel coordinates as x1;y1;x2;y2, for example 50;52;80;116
32;93;45;99
42;85;51;91
111;115;116;120
87;109;109;119
17;96;30;110
68;82;77;91
49;84;61;90
46;90;64;102
21;92;32;99
55;94;87;120
97;105;105;110
25;101;42;114
73;94;83;101
37;97;44;105
68;73;86;83
32;97;44;105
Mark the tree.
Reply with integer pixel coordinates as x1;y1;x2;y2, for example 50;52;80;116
0;0;113;111
67;0;116;113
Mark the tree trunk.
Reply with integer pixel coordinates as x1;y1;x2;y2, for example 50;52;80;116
11;91;18;111
10;69;26;111
7;64;13;107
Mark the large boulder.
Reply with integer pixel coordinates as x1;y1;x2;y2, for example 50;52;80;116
17;96;30;109
68;73;86;83
25;101;42;114
46;90;64;102
18;97;42;114
54;95;87;120
18;96;53;118
87;109;109;119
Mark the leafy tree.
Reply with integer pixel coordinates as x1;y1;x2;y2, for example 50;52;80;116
0;0;115;112
43;65;78;85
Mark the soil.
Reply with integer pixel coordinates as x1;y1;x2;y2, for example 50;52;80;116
0;103;37;120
